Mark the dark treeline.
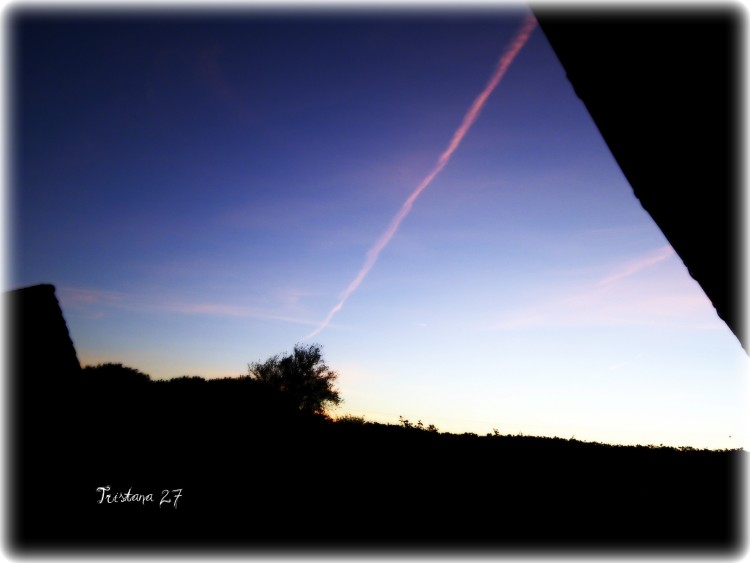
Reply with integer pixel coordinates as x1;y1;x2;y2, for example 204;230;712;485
20;361;743;557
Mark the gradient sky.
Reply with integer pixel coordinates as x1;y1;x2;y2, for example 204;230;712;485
8;5;747;450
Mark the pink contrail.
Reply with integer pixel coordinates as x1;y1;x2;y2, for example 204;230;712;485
303;14;537;341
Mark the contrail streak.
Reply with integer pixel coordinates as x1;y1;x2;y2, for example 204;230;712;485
303;14;537;341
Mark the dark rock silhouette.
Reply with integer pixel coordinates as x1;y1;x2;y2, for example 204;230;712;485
532;7;744;349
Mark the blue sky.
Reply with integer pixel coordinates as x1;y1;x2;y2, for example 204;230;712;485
8;5;747;449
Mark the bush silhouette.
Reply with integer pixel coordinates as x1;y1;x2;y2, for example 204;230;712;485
399;415;439;433
248;343;342;415
82;362;151;386
336;413;367;425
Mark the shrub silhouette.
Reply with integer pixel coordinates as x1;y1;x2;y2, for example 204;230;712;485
82;362;151;386
399;415;439;433
336;413;366;425
248;343;342;415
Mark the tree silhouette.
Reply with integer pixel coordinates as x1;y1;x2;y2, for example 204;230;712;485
248;343;342;415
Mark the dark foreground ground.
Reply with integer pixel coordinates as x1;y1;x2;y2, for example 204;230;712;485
7;372;745;558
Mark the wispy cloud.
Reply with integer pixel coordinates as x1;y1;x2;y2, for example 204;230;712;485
60;287;127;306
58;286;319;327
493;247;722;331
607;353;643;372
272;287;319;311
155;302;320;327
597;245;674;285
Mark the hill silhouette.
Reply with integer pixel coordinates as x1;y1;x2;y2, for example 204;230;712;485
5;285;744;557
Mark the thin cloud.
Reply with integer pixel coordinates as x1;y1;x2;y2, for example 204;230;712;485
155;302;319;327
58;286;319;327
607;353;643;372
493;247;721;331
597;245;675;286
495;289;721;331
59;287;127;305
273;287;319;310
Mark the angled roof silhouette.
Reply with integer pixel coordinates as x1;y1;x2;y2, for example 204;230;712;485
533;7;744;349
6;283;82;380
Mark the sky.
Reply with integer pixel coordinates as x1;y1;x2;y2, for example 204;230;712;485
7;3;748;450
